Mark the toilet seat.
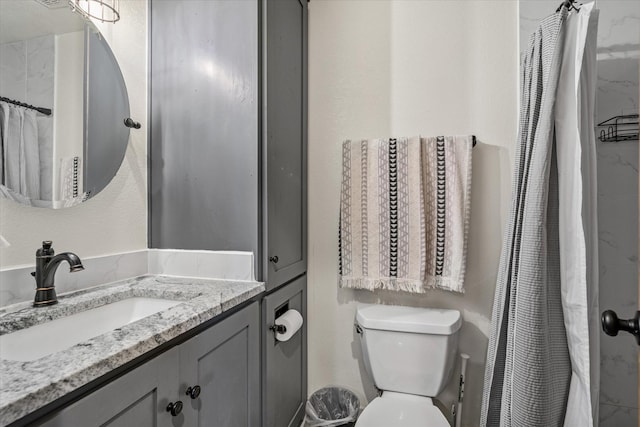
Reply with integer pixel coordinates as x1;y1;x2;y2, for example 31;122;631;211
355;392;449;427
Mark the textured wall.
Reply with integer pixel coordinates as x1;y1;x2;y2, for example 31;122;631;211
307;1;518;425
0;0;148;268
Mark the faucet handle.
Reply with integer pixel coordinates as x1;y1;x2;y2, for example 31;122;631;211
38;241;54;257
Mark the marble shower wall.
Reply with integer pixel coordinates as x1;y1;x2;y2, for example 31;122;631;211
520;1;639;426
0;35;55;111
595;2;639;426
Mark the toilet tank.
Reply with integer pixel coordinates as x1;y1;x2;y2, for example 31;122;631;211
356;305;461;397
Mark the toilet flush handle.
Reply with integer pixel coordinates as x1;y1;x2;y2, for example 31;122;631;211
355;324;363;335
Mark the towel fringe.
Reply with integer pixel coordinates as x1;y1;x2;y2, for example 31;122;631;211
339;277;465;294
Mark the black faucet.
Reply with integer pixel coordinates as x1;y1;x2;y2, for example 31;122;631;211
31;241;84;307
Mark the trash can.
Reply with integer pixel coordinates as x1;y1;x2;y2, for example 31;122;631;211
304;386;360;427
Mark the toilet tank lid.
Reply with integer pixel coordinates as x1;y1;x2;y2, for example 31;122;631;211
356;305;461;335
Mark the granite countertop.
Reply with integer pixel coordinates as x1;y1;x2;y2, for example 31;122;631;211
0;275;264;426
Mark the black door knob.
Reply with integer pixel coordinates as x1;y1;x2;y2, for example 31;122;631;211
186;385;201;399
601;310;640;345
269;255;279;264
166;401;183;416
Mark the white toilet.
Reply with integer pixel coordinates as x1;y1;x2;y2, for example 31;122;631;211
354;304;462;427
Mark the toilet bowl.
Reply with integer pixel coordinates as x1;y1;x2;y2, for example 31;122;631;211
354;304;461;427
355;392;449;427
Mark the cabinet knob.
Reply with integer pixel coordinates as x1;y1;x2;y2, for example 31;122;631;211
186;385;201;399
166;401;183;416
269;255;279;264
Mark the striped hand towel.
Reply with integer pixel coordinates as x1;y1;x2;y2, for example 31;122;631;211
339;135;472;293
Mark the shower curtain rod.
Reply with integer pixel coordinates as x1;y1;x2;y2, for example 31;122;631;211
0;96;52;116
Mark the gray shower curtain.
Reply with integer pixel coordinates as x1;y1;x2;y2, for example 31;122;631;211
480;4;599;426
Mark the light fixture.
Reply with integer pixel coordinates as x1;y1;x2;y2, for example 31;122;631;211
69;0;120;23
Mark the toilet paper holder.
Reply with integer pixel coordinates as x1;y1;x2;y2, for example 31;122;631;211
269;324;288;334
270;301;290;336
269;302;304;343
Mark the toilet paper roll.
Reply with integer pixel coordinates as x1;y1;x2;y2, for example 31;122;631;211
274;309;303;342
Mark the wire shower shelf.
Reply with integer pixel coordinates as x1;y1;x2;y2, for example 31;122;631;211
596;114;639;143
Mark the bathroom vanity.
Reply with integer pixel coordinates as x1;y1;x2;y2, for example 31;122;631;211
0;276;264;427
0;0;308;425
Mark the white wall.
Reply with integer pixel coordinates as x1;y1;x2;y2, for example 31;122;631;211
307;1;518;425
0;0;147;268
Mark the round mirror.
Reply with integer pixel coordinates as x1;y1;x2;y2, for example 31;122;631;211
0;0;131;209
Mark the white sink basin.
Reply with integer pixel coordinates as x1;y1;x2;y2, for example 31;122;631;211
0;297;181;362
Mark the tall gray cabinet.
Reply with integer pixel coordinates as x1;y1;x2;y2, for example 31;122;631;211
261;1;308;425
150;1;308;427
263;0;307;290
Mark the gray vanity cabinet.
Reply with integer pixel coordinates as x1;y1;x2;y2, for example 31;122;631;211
32;302;259;427
179;301;261;427
263;0;308;291
35;348;180;427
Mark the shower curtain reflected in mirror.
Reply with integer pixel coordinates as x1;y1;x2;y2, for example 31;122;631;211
480;3;600;426
0;101;52;203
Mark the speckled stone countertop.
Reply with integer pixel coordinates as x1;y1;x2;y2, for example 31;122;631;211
0;275;264;426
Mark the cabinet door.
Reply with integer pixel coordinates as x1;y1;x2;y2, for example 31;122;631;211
179;302;260;427
35;348;180;427
262;276;307;427
264;0;308;290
